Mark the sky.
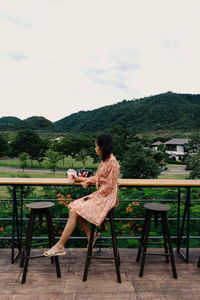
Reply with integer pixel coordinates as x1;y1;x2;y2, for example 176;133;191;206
0;0;200;122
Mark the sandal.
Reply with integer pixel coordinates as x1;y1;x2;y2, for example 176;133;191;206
87;232;101;248
43;248;66;257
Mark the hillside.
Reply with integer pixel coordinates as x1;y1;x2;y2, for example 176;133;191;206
1;92;200;136
54;92;200;134
23;116;62;132
0;116;62;133
0;117;25;131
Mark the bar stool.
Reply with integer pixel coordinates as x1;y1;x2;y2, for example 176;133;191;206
83;208;121;283
136;203;177;279
20;202;61;284
197;256;200;267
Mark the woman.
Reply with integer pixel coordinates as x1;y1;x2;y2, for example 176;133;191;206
44;134;120;256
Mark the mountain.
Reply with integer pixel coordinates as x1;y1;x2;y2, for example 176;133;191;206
23;116;62;132
1;92;200;135
54;92;200;134
0;116;62;133
0;117;25;131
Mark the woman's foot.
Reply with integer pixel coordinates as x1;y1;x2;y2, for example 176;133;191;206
43;244;66;257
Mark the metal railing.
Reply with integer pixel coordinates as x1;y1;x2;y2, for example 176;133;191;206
1;186;200;246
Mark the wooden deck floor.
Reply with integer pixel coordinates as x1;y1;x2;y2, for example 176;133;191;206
0;248;199;300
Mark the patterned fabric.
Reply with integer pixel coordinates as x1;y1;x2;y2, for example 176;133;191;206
68;154;120;226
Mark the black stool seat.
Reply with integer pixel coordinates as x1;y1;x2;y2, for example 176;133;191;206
83;208;121;283
136;202;177;279
144;203;171;211
20;201;61;284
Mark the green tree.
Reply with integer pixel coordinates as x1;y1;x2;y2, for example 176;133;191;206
45;150;62;173
51;134;95;166
187;151;200;179
109;126;129;161
121;142;160;178
0;134;8;157
19;152;30;172
10;130;46;164
187;134;200;153
75;148;88;168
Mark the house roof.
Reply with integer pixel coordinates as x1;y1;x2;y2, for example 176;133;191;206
164;138;189;145
152;141;162;146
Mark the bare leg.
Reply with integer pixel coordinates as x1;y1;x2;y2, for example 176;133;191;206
44;208;79;255
77;216;91;240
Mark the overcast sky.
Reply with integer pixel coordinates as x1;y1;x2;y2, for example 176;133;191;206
0;0;200;122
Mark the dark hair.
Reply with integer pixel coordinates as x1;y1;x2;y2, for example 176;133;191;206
96;134;113;161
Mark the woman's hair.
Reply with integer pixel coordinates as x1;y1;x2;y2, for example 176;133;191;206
96;134;113;161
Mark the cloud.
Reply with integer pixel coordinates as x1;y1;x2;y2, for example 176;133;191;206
84;50;140;92
0;51;29;62
0;11;32;28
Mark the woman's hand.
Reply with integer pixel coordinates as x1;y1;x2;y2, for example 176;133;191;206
81;180;89;189
72;174;90;188
72;174;82;182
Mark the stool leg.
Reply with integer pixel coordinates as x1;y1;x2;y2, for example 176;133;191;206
109;213;120;266
197;256;200;268
161;212;169;263
21;211;35;284
162;213;177;279
109;212;121;283
83;224;95;281
139;210;151;277
136;210;148;262
20;209;33;268
46;209;61;278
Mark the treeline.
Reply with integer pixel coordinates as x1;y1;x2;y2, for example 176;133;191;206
0;116;61;132
1;128;200;178
54;92;200;134
1;92;200;136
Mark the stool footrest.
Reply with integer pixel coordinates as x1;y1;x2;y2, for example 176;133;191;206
27;254;46;259
146;242;167;246
143;252;173;256
87;255;115;260
95;243;113;247
26;242;50;247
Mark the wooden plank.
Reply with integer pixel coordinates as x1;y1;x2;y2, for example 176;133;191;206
0;177;200;187
0;249;200;300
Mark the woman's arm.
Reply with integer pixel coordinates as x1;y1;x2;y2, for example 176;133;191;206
98;159;119;196
72;172;98;188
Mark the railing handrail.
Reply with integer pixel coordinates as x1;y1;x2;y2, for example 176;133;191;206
1;177;200;187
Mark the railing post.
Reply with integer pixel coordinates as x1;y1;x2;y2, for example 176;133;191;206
11;185;21;263
177;187;181;251
177;187;191;262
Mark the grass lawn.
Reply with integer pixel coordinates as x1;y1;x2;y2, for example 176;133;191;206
0;171;67;198
0;171;66;178
0;157;98;170
158;174;187;179
165;164;186;168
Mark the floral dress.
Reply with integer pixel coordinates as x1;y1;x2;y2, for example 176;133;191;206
68;154;120;226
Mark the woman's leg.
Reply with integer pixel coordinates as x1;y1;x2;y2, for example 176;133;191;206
44;208;79;254
77;216;91;240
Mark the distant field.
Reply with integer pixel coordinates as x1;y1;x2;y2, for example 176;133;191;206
0;171;67;198
0;171;66;178
0;157;98;170
158;174;187;179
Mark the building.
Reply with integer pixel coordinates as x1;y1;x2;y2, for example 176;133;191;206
151;141;162;151
152;138;190;160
